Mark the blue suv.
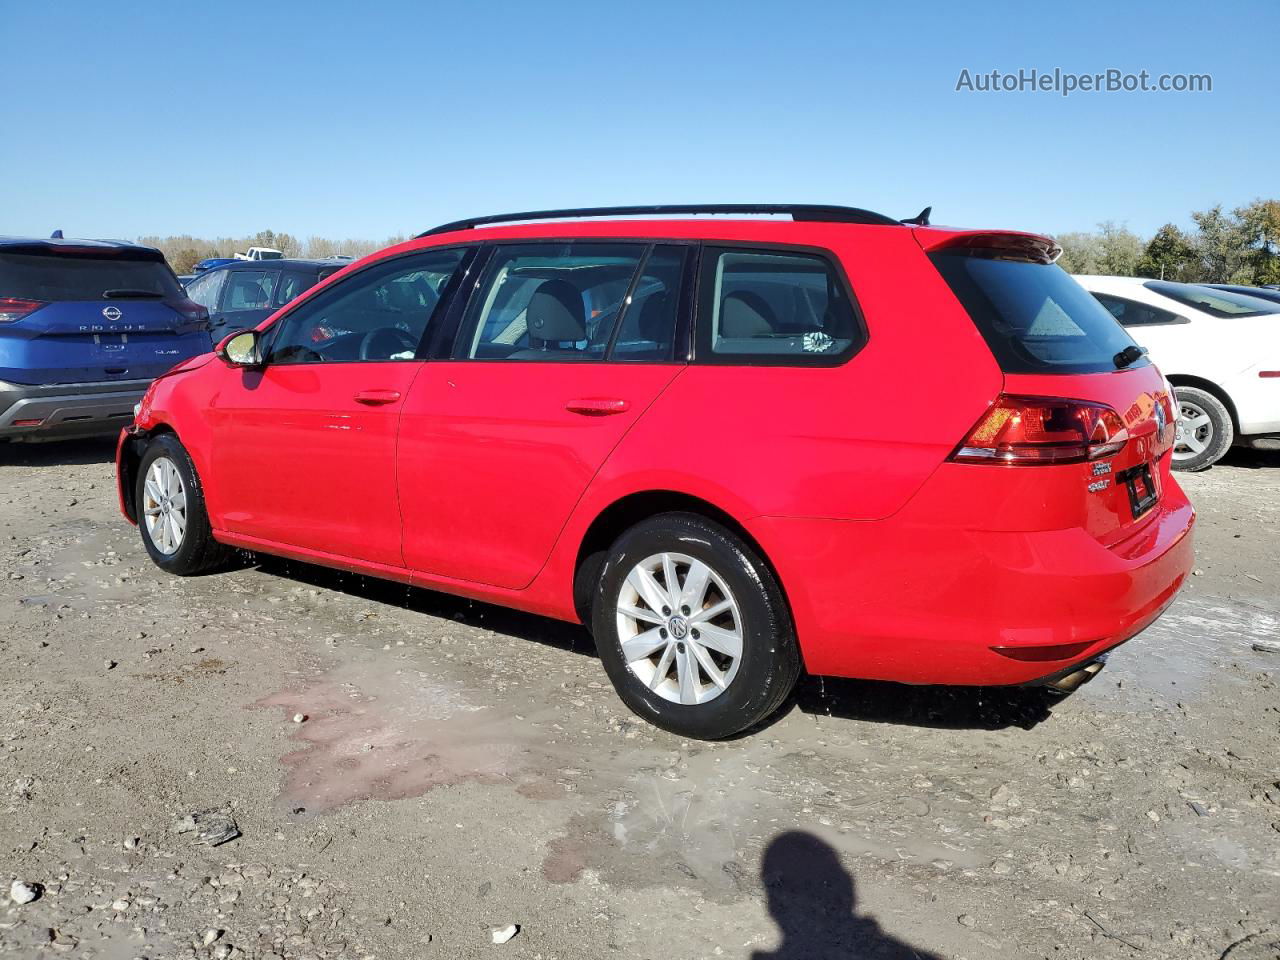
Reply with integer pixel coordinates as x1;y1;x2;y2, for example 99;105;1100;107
0;236;212;441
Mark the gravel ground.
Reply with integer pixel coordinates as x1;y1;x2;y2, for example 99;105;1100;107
1;439;1277;960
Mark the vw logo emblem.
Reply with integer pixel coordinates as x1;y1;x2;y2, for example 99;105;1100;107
1154;398;1167;434
102;306;122;321
668;616;690;640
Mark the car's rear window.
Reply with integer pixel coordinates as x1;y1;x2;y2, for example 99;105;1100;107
1144;280;1280;318
0;252;183;301
930;253;1142;373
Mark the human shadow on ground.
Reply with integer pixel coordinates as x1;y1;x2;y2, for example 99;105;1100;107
753;831;946;960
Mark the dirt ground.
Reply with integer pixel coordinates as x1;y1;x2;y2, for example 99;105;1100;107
1;439;1277;960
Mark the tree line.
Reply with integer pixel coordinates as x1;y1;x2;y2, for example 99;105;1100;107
138;198;1279;285
1052;198;1279;284
135;230;408;274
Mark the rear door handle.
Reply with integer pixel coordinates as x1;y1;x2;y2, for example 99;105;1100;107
566;397;630;416
354;389;402;405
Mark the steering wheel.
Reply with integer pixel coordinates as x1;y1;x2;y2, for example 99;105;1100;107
359;326;419;360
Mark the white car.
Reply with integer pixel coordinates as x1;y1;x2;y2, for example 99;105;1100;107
1073;275;1280;470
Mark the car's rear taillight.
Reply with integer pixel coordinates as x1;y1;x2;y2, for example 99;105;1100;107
0;297;47;323
952;395;1129;465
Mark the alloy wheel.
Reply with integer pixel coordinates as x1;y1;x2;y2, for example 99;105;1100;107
615;552;744;705
1173;399;1213;462
142;456;188;555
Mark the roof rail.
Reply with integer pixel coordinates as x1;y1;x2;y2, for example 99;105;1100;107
417;204;903;237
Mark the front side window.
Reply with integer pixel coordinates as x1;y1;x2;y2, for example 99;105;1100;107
456;243;648;361
268;248;466;364
1092;293;1182;327
224;270;278;311
696;248;862;362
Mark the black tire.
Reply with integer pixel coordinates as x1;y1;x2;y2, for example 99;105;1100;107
1172;386;1233;472
590;512;800;739
135;434;232;575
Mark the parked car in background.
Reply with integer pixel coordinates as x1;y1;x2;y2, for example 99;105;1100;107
235;246;284;262
177;274;195;287
1203;283;1280;306
1076;276;1280;470
1;236;210;441
193;257;236;274
117;204;1193;738
184;258;348;340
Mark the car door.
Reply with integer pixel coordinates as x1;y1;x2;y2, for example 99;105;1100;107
397;241;691;589
207;246;472;567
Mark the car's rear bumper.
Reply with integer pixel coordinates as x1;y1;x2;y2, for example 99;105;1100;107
0;378;149;440
754;477;1196;687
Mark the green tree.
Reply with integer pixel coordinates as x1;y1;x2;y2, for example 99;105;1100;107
1236;199;1280;285
1095;221;1142;276
1054;231;1102;274
1136;224;1196;280
1190;205;1251;283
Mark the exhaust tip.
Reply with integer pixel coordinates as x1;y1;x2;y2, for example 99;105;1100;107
1046;657;1107;694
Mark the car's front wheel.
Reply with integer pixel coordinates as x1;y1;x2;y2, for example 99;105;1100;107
590;512;800;739
136;434;231;575
1172;386;1233;472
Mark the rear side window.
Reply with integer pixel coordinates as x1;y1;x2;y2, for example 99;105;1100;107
1143;280;1280;318
274;271;314;307
696;248;862;363
930;254;1141;373
456;243;647;361
1092;293;1184;327
0;253;183;300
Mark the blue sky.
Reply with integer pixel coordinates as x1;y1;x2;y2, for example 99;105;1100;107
3;0;1274;241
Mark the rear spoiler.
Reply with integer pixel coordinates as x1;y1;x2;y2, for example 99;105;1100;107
914;229;1062;265
0;240;166;262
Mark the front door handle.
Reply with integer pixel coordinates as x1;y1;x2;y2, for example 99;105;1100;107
566;397;630;416
354;389;402;405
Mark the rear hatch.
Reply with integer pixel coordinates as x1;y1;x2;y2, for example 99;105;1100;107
0;246;211;385
922;230;1177;544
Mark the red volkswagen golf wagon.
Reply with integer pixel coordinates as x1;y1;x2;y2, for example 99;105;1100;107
117;204;1194;738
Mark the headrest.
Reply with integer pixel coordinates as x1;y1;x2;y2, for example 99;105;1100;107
527;278;585;344
720;290;775;338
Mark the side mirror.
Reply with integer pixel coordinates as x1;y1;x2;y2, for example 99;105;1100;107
216;329;263;367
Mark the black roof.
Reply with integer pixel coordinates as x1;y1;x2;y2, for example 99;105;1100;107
202;257;353;273
0;236;165;260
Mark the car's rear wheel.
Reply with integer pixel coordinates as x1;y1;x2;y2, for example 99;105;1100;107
1172;386;1233;472
136;434;231;575
590;512;800;739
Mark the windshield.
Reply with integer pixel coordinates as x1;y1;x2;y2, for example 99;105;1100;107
0;252;183;300
930;253;1141;373
1144;280;1280;318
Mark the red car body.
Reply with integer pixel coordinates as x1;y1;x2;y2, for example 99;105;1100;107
118;214;1194;690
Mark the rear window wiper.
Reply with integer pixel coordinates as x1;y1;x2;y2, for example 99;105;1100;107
1113;344;1148;369
103;288;164;299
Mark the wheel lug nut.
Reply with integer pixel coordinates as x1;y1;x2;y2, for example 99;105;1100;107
662;606;671;616
681;605;690;615
691;629;699;639
659;628;667;639
676;642;686;654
